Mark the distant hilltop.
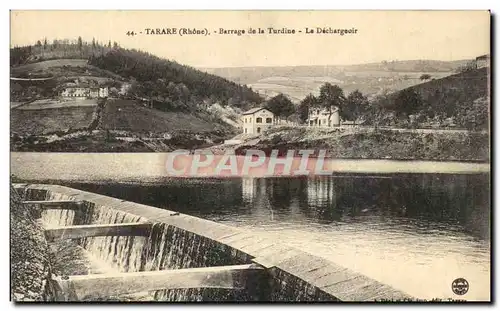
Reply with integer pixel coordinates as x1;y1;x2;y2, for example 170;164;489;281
201;59;474;103
202;59;471;85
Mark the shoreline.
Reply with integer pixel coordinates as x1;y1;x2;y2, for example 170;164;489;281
9;150;491;164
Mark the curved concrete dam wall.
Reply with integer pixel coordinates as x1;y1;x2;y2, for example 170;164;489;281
14;183;412;302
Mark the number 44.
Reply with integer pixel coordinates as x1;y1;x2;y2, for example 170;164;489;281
126;31;136;36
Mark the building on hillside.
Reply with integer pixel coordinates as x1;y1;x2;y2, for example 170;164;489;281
307;107;340;127
98;87;109;98
89;88;99;98
61;87;109;99
61;87;88;98
241;107;276;135
476;54;490;69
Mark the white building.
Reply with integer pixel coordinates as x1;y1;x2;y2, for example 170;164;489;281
61;87;109;99
98;87;109;98
241;107;276;135
61;87;89;98
307;107;340;127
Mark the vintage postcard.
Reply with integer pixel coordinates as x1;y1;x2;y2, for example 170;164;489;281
10;10;491;302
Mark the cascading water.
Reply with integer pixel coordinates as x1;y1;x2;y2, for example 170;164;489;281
20;187;258;301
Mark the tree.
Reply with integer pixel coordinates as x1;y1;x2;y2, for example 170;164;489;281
77;36;83;50
265;93;295;122
298;94;318;124
393;88;425;117
344;90;368;124
318;83;345;126
108;40;112;48
36;40;42;47
420;74;432;81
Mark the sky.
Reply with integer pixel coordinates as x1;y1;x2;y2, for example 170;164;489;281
10;10;490;68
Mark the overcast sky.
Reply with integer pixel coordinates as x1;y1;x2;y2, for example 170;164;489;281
10;10;490;68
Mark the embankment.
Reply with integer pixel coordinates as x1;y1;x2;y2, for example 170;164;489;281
13;183;412;302
233;127;490;162
11;98;235;152
10;186;51;301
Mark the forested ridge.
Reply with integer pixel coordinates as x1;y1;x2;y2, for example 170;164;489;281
11;38;264;110
89;49;263;108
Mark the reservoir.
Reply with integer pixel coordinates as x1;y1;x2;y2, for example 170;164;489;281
11;152;491;301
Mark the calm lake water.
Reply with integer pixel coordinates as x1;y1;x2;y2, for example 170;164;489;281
11;153;491;301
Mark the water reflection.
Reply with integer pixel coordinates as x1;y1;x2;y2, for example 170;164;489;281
62;173;490;300
64;173;490;240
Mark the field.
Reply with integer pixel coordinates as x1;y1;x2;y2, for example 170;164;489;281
248;71;455;102
10;102;27;109
11;59;89;74
202;60;468;84
11;59;125;82
204;60;469;102
11;106;96;135
98;99;222;133
16;99;98;110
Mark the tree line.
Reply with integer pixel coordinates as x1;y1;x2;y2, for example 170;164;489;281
10;36;118;66
263;83;369;125
262;77;488;130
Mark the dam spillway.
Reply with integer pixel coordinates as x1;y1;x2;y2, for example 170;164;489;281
12;183;412;302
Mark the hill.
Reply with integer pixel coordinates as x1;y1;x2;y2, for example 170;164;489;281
203;60;469;84
202;60;469;102
10;39;265;151
88;49;262;109
11;39;263;109
365;67;490;130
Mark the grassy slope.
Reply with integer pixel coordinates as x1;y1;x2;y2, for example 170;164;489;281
11;58;125;81
98;99;223;133
11;99;234;152
10;58;237;151
11;106;96;135
385;68;489;107
11;59;89;74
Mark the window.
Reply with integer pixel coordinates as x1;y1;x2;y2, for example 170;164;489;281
256;117;262;123
319;120;321;125
257;127;261;133
244;118;247;123
266;118;272;124
250;118;252;123
245;128;247;133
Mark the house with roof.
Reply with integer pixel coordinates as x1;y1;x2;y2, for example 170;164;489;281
61;86;109;99
60;87;89;98
241;107;276;135
476;54;490;69
307;107;340;127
